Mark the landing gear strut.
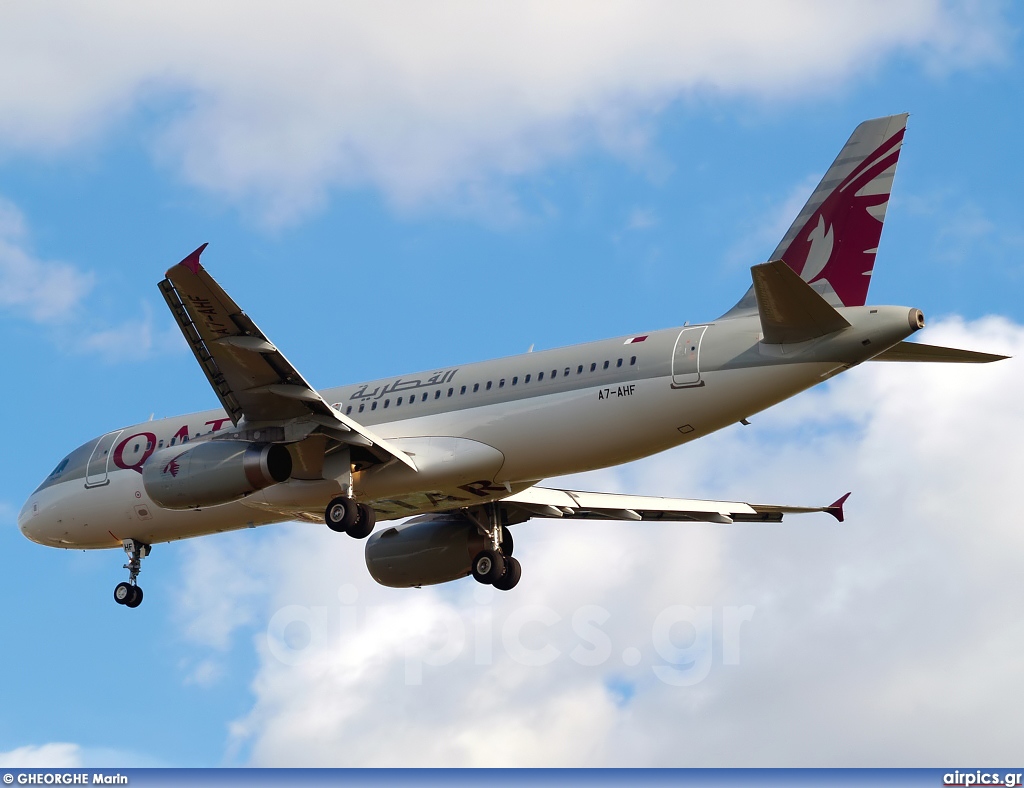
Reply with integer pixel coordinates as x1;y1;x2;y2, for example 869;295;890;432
468;503;521;591
114;539;150;608
325;497;376;539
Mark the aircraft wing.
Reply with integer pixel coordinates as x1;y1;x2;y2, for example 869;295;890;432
158;244;416;471
501;486;849;524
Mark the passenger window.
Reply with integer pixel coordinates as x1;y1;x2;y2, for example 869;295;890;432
461;385;467;395
525;374;531;383
577;365;583;374
346;406;352;415
422;393;428;401
448;388;453;397
590;363;596;372
473;383;480;393
512;376;518;385
603;360;609;369
486;381;492;390
158;440;164;449
630;356;636;365
564;367;570;376
617;358;623;367
434;390;441;399
371;401;377;410
538;372;544;381
359;404;365;413
384;399;390;408
499;379;505;388
551;369;557;378
397;397;402;406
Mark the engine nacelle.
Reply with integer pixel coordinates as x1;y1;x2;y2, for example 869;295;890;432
143;440;292;510
364;515;489;588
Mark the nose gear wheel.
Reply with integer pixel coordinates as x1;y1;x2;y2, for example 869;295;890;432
114;539;150;608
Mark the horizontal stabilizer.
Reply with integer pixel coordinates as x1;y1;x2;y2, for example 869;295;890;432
752;259;851;344
870;341;1009;363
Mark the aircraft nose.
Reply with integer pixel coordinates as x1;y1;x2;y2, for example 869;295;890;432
18;496;43;544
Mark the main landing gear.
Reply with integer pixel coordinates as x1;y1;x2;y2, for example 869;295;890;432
114;538;150;608
468;504;521;591
325;496;376;539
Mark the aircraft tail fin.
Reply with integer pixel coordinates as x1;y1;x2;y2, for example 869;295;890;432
752;259;850;344
723;114;909;317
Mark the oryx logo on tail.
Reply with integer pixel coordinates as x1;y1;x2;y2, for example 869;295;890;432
771;114;908;308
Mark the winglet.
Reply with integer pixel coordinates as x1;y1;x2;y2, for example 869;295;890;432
172;243;209;276
826;492;851;523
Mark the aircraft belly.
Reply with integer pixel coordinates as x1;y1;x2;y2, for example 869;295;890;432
355;436;505;499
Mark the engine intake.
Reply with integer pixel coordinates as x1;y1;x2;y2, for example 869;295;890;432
143;440;292;509
365;515;488;588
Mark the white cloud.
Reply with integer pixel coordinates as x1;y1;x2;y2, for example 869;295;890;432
169;314;1024;766
0;743;82;768
72;301;186;363
0;2;1009;224
0;197;95;322
625;207;658;232
0;744;164;769
0;194;183;361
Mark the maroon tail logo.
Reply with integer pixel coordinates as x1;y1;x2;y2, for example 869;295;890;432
783;127;905;307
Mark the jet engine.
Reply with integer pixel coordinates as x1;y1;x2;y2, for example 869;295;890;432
143;440;292;509
364;515;490;588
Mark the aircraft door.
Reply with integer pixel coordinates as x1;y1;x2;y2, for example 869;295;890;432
85;430;123;488
671;326;707;388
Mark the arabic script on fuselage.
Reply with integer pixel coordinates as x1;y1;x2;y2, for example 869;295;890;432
349;369;459;401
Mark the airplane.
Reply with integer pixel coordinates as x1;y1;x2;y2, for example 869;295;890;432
18;114;1007;607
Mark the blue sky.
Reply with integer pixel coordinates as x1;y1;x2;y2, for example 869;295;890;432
1;2;1023;768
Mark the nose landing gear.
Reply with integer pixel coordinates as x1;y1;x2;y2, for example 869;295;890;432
114;538;150;608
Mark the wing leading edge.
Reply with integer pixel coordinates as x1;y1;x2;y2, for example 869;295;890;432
159;244;416;471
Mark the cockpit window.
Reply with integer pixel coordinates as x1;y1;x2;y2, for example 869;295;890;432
33;440;93;493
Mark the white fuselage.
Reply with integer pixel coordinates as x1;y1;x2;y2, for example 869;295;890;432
18;306;919;550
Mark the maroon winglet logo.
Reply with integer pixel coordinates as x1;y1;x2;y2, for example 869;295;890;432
163;453;186;477
173;242;208;275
